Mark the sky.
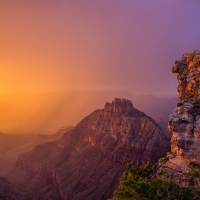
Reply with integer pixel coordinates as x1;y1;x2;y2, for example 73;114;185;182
0;0;200;134
1;0;200;95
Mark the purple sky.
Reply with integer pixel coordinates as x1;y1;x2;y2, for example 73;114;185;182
1;0;200;95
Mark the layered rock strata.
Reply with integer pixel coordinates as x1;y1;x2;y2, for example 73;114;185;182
163;51;200;186
8;99;169;200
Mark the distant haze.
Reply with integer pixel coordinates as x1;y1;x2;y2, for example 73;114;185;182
0;91;177;134
0;1;198;134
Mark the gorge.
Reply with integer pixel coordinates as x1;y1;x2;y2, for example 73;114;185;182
6;98;169;200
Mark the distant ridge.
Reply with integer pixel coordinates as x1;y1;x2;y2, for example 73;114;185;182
0;91;177;137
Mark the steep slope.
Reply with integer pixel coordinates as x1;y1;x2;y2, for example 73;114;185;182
8;99;169;200
161;50;200;187
131;95;177;138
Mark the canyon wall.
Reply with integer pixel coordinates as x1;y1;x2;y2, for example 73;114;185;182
8;99;169;200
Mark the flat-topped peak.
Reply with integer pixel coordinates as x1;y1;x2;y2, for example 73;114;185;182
104;98;133;115
105;98;133;108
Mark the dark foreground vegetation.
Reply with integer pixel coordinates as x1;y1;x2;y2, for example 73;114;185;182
112;162;200;200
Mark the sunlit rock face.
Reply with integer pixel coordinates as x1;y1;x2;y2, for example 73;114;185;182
7;99;169;200
164;50;200;187
168;102;194;159
172;50;200;101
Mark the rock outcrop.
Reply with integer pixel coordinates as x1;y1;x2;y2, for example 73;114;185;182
162;50;200;187
172;50;200;101
8;99;169;200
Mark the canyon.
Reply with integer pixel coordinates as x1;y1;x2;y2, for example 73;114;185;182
0;127;73;177
6;98;169;200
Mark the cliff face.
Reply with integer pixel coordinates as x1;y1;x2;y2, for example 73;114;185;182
163;50;200;186
172;50;200;101
8;99;169;200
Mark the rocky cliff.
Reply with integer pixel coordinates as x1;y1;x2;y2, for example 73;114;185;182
172;50;200;101
161;50;200;186
8;99;169;200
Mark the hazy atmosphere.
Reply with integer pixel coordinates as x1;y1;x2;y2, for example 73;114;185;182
0;0;200;134
1;0;200;94
1;2;200;199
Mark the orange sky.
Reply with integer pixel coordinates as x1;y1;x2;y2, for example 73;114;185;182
0;0;200;134
1;0;200;95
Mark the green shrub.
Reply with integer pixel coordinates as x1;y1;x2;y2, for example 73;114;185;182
112;162;200;200
189;164;200;178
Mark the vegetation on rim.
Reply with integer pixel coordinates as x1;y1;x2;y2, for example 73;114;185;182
111;162;200;200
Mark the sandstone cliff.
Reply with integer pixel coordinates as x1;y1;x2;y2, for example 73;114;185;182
8;99;169;200
161;50;200;187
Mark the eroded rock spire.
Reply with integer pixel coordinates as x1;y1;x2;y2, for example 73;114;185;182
162;51;200;187
172;50;200;101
